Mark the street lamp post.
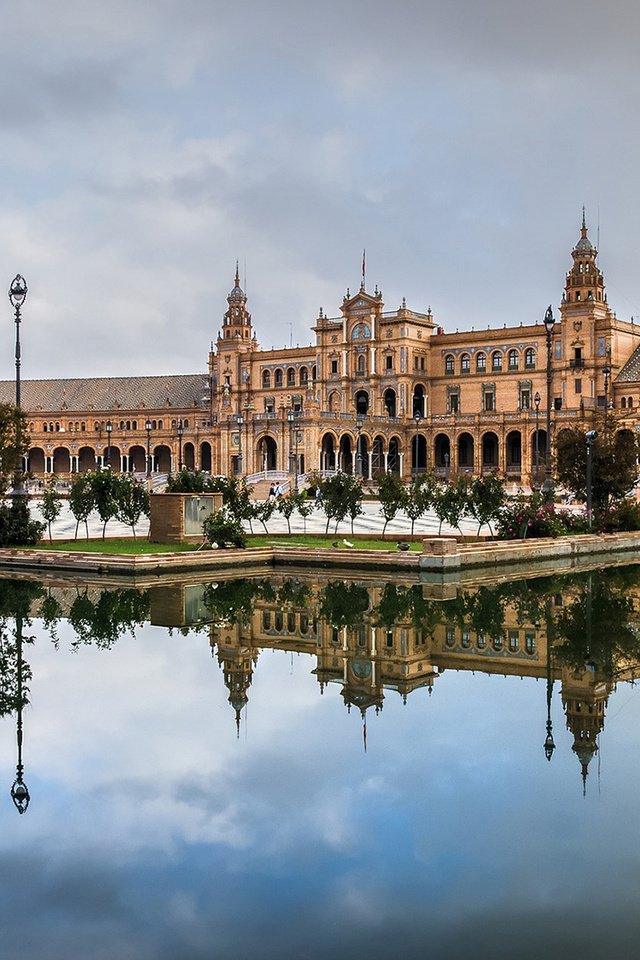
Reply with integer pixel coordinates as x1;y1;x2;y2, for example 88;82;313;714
444;451;450;481
177;418;183;471
413;412;421;478
106;419;112;470
145;418;152;478
236;414;243;476
603;362;611;414
355;413;364;478
542;306;555;497
543;599;555;762
534;390;541;485
8;275;27;498
585;430;598;531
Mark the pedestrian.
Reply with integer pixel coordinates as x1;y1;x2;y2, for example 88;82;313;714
268;483;276;500
274;483;282;497
315;486;322;507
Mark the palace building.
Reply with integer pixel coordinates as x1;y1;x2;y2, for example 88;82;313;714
4;214;640;485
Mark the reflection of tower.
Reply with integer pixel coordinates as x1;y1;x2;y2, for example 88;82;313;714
561;671;609;795
341;644;385;751
213;634;258;736
10;614;30;814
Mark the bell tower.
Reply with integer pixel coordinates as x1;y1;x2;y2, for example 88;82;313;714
220;263;254;343
561;210;606;310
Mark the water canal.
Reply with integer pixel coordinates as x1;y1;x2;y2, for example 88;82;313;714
1;563;640;959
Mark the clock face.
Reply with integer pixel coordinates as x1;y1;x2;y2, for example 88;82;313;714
355;299;365;307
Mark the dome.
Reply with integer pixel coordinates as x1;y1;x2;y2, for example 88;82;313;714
575;235;594;252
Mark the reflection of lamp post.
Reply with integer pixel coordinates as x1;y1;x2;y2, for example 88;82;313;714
236;414;243;476
542;601;555;762
145;418;152;477
8;275;28;499
106;419;112;470
585;430;598;530
10;613;30;814
355;413;364;478
534;390;541;482
542;306;555;497
413;412;421;478
177;418;183;471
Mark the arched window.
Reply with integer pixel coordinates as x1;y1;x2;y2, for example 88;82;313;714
476;352;486;372
622;397;627;409
311;365;317;381
184;419;189;427
262;370;271;388
300;367;308;384
81;422;86;431
445;354;455;374
275;369;283;388
43;423;48;433
460;353;471;374
357;354;366;375
158;419;163;429
492;351;502;371
132;420;137;430
287;367;296;386
524;348;536;369
508;349;519;370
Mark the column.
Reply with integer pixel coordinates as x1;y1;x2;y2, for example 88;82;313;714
384;452;389;472
351;450;356;474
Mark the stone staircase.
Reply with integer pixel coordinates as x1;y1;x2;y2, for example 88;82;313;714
249;477;291;500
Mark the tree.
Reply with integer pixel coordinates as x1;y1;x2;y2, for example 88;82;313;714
0;404;29;495
402;471;436;536
91;470;120;539
320;473;363;535
467;472;505;536
377;472;405;537
277;491;313;534
38;478;63;542
556;422;638;514
115;475;150;538
68;473;95;540
431;475;470;535
252;498;275;534
319;580;369;630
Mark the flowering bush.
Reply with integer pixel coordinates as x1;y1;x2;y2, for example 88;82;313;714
496;495;589;540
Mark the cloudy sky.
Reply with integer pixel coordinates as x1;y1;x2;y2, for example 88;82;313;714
2;0;640;379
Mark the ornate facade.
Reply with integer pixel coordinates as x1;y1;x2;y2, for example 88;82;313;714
5;215;640;484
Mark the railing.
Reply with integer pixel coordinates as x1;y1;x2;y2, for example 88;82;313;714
569;358;585;369
245;470;289;484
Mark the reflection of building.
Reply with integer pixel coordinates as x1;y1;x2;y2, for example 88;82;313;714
201;574;640;790
7;216;640;484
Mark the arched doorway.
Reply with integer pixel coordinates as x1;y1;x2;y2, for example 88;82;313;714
434;434;451;473
412;434;427;476
128;445;146;472
457;433;474;472
53;447;70;474
383;389;397;418
78;446;96;472
412;384;426;418
183;442;195;471
355;390;369;415
339;435;353;473
388;437;401;473
482;432;499;471
506;431;522;474
531;429;547;480
155;444;171;473
28;448;45;475
200;441;212;473
371;436;385;477
257;435;277;471
321;434;336;471
103;447;122;472
356;435;370;478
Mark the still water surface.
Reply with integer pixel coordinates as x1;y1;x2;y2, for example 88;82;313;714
1;566;640;960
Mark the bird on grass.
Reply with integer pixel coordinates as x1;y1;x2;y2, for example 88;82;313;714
343;539;354;548
332;540;340;548
396;541;410;551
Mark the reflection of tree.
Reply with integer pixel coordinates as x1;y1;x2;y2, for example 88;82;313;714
67;588;150;649
374;584;442;636
553;576;640;675
319;581;369;630
0;580;44;717
202;579;276;627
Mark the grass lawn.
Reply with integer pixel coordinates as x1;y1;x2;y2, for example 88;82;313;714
33;535;423;554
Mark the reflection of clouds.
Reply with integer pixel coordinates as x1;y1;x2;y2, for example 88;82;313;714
0;616;639;956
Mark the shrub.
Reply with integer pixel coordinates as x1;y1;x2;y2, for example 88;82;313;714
202;509;246;549
496;494;583;539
